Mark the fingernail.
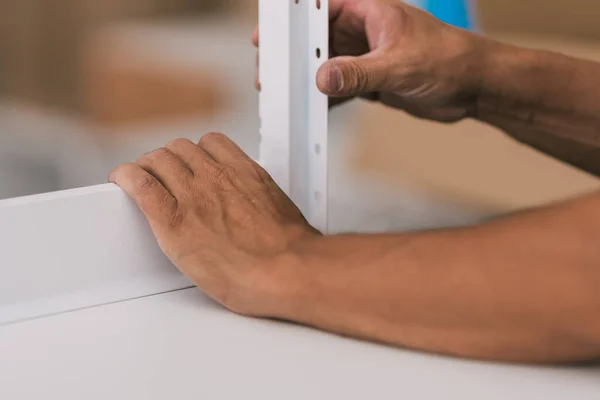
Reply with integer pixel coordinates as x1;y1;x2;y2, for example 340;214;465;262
329;65;343;94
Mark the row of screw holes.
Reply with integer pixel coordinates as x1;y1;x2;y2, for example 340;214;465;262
314;0;322;203
295;0;323;204
295;0;321;61
296;0;321;6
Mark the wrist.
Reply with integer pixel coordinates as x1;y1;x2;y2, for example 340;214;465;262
255;235;320;321
410;28;495;121
451;31;498;119
474;39;546;121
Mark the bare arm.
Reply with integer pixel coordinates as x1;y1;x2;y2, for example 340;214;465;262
111;134;600;365
281;0;600;176
270;190;600;364
476;42;600;175
107;0;600;365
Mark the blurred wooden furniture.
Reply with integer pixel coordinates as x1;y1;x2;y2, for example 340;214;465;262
78;18;257;130
479;0;600;39
0;0;228;111
81;32;224;128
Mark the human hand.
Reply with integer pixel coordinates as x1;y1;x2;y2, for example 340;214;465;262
109;133;320;316
252;0;487;122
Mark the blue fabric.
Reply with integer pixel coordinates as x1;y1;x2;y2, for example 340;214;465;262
423;0;474;31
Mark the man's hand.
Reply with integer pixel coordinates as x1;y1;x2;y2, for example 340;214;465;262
252;0;487;122
255;0;600;176
109;133;319;316
110;134;600;363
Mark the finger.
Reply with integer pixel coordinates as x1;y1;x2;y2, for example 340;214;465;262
198;132;252;167
164;138;213;172
251;25;259;47
135;147;193;198
109;163;178;228
329;0;343;20
316;53;389;97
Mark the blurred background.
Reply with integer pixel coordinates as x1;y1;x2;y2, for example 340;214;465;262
0;0;599;233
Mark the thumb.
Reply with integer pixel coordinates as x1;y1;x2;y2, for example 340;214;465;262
317;55;388;97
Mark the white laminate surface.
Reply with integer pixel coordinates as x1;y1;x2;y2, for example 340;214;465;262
0;288;598;399
0;184;191;325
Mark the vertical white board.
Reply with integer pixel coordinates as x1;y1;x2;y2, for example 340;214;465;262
259;0;329;233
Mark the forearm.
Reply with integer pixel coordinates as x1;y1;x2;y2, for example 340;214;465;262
268;193;600;364
475;40;600;175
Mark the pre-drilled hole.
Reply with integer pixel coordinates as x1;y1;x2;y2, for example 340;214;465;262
314;191;321;201
316;0;321;9
295;0;299;3
315;144;321;154
316;48;321;58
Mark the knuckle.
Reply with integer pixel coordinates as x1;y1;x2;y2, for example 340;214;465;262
137;174;159;194
254;164;274;184
240;155;258;170
350;62;370;92
166;204;186;230
144;147;171;163
110;163;128;178
210;164;233;184
172;169;190;187
166;138;193;150
199;132;227;145
393;3;411;22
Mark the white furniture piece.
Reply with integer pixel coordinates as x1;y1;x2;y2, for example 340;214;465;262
258;0;329;232
0;184;191;325
0;0;330;326
0;1;598;397
1;288;599;400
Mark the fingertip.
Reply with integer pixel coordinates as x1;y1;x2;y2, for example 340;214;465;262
109;163;144;201
317;61;343;96
316;63;330;94
251;26;259;46
108;163;129;185
109;162;177;226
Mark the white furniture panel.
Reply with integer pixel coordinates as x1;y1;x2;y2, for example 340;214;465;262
259;0;329;232
0;184;191;325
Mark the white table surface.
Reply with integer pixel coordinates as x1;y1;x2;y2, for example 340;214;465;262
0;288;598;400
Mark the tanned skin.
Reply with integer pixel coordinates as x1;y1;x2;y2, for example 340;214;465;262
110;0;600;364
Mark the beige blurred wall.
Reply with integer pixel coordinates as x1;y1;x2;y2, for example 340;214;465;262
2;0;600;112
1;0;600;214
479;0;600;39
0;0;226;110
